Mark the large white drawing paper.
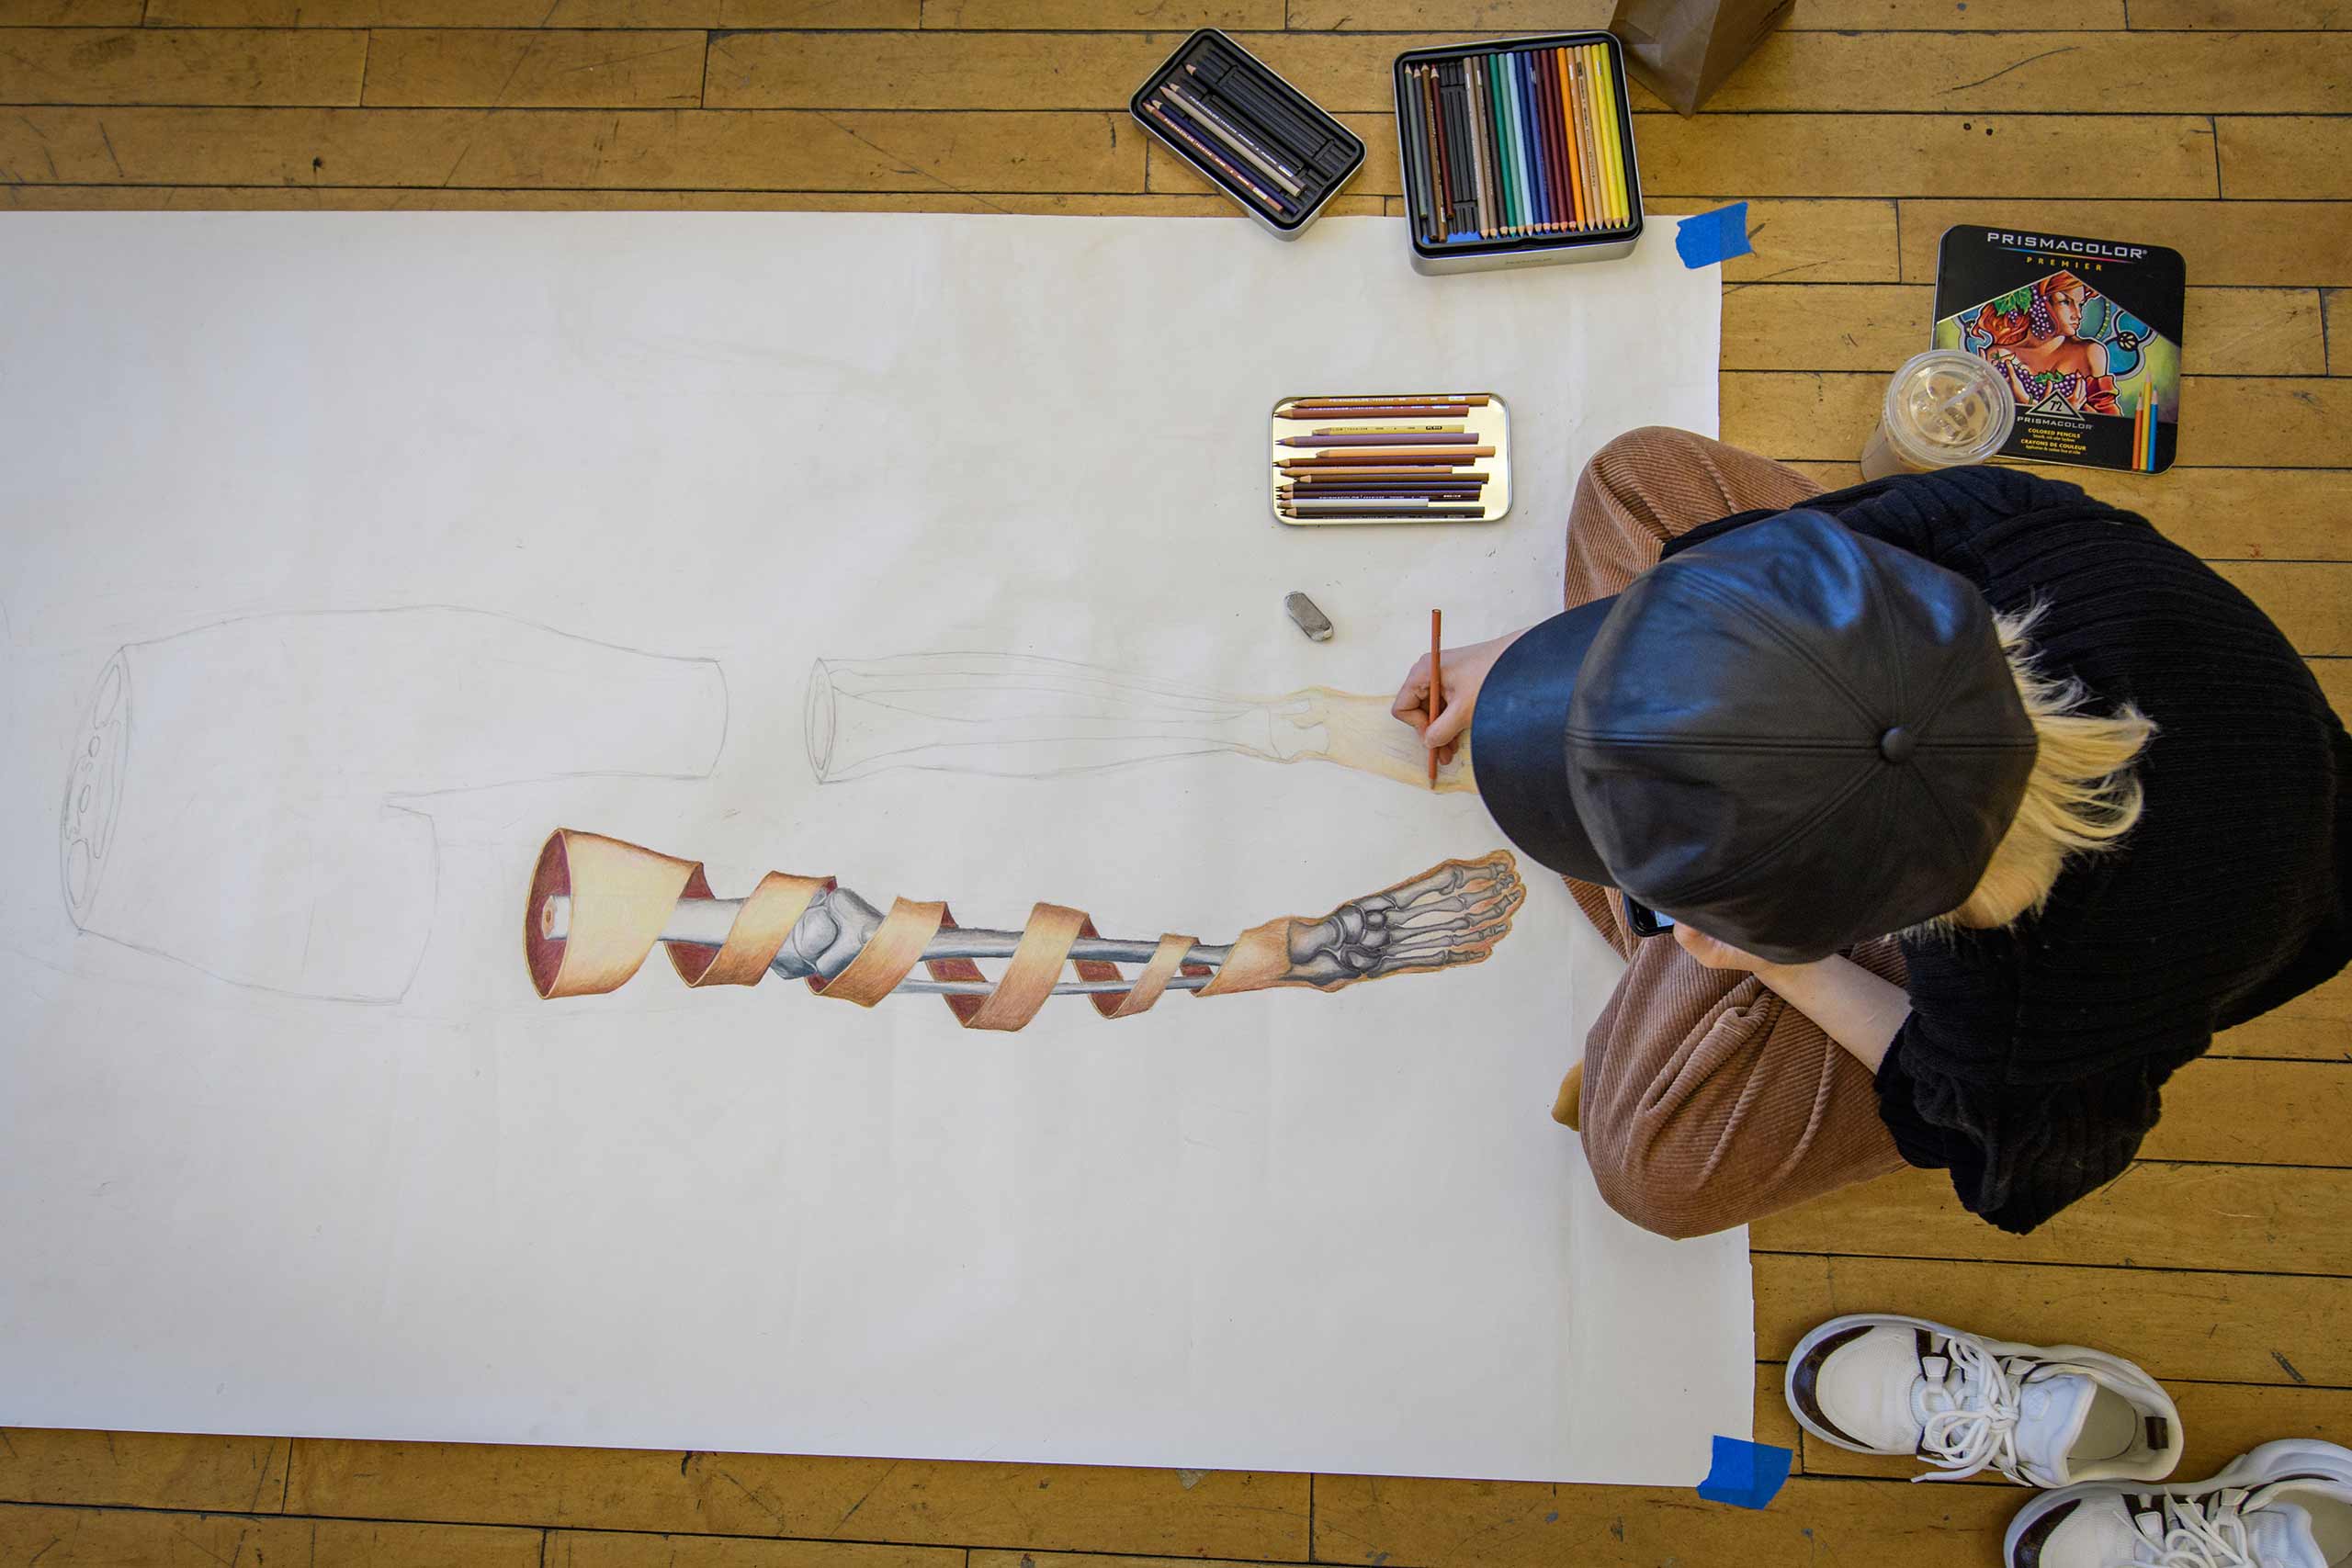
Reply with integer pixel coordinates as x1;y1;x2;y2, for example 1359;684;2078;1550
0;212;1745;1485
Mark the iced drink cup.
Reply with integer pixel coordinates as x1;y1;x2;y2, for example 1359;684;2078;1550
1860;349;2016;480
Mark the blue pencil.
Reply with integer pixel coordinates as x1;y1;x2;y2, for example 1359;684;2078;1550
1521;51;1552;233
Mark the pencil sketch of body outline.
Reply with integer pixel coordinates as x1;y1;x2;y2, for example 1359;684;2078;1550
804;650;1475;794
524;828;1525;1031
58;606;729;1005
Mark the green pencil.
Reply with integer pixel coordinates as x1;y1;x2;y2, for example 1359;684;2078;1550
1486;54;1517;234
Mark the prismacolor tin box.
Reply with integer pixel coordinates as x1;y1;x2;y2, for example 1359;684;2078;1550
1931;226;2185;474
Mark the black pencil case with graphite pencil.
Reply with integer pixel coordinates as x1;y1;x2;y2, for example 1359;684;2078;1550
1131;30;1365;239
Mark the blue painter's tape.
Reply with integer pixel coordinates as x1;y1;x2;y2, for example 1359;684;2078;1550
1675;202;1753;269
1695;1435;1792;1510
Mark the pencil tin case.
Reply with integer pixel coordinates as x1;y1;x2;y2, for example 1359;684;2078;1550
1132;29;1366;240
1393;32;1645;275
1269;393;1512;526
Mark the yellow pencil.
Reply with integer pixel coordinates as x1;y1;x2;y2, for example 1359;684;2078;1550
1553;47;1586;231
1590;44;1626;228
1583;50;1614;229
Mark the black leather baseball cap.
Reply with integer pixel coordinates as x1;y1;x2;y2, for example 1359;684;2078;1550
1471;509;2039;964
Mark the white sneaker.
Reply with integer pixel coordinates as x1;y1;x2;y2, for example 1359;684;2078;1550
2008;1440;2352;1567
1786;1313;2182;1486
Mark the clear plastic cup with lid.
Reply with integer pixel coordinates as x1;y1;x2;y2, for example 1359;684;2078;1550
1859;349;2016;480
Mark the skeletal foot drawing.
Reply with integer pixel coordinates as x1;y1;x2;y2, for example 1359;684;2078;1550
1276;852;1524;991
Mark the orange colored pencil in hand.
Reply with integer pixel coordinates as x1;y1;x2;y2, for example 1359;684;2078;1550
1428;609;1444;789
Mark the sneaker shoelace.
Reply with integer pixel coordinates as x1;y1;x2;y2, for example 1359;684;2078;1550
2111;1488;2259;1568
1912;1332;2094;1485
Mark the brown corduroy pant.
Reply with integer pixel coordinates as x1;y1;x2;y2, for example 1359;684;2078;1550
1560;427;1910;1239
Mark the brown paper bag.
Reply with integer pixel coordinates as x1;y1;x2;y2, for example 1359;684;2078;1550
1609;0;1792;116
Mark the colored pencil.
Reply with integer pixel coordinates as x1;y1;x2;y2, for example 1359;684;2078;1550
1288;469;1490;480
1141;98;1295;218
1392;66;1430;242
1281;447;1498;462
1287;393;1491;406
1475;54;1498;233
1282;404;1475;419
1288;486;1486;501
1283;470;1484;481
1574;51;1607;230
1163;79;1305;197
1590;44;1625;227
1525;51;1554;233
1283;499;1473;510
1399;65;1430;243
1561;47;1580;226
1510;51;1539;234
1543;47;1561;231
1280;432;1481;446
1598;44;1629;226
1426;63;1452;245
1531;49;1560;232
1555;50;1584;230
1495;54;1523;234
2144;392;2160;470
1280;506;1486;518
1476;55;1502;236
1435;60;1464;239
1458;55;1476;236
1282;484;1483;495
1514;52;1539;233
1308;424;1465;434
1428;609;1444;787
1439;59;1464;238
1284;468;1491;480
1500;53;1527;235
1281;479;1484;491
1411;66;1440;243
1547;47;1580;231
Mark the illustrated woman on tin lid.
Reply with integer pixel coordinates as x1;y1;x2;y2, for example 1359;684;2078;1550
1973;269;2121;414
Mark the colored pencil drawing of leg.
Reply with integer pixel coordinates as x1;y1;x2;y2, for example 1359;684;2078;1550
526;829;1522;1030
804;652;1473;794
61;608;728;1002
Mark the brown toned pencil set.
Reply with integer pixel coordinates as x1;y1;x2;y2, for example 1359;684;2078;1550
1131;30;1367;238
1394;34;1645;274
1270;393;1512;525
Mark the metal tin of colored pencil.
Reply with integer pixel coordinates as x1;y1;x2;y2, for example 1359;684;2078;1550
1392;32;1645;275
1270;393;1511;526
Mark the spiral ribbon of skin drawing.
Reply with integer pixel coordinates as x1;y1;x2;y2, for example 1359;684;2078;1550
524;829;1521;1030
527;829;1238;1030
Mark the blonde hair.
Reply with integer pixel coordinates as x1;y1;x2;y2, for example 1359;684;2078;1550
1939;607;2157;931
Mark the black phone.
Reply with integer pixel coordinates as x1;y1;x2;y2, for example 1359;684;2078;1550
1623;895;1675;939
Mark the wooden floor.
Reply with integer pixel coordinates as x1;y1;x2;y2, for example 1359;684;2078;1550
4;1;2349;1564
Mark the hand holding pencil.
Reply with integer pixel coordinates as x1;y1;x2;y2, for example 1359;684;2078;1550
1391;626;1530;776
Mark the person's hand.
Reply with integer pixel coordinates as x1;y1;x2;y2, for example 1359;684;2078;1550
1391;627;1528;767
1673;922;1777;974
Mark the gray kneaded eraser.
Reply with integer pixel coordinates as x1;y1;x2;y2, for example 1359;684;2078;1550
1283;592;1334;642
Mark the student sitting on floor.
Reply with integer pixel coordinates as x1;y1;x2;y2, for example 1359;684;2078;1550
1392;427;2350;1237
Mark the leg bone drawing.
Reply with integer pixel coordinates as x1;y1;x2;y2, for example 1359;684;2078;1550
526;829;1522;1030
806;653;1474;795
